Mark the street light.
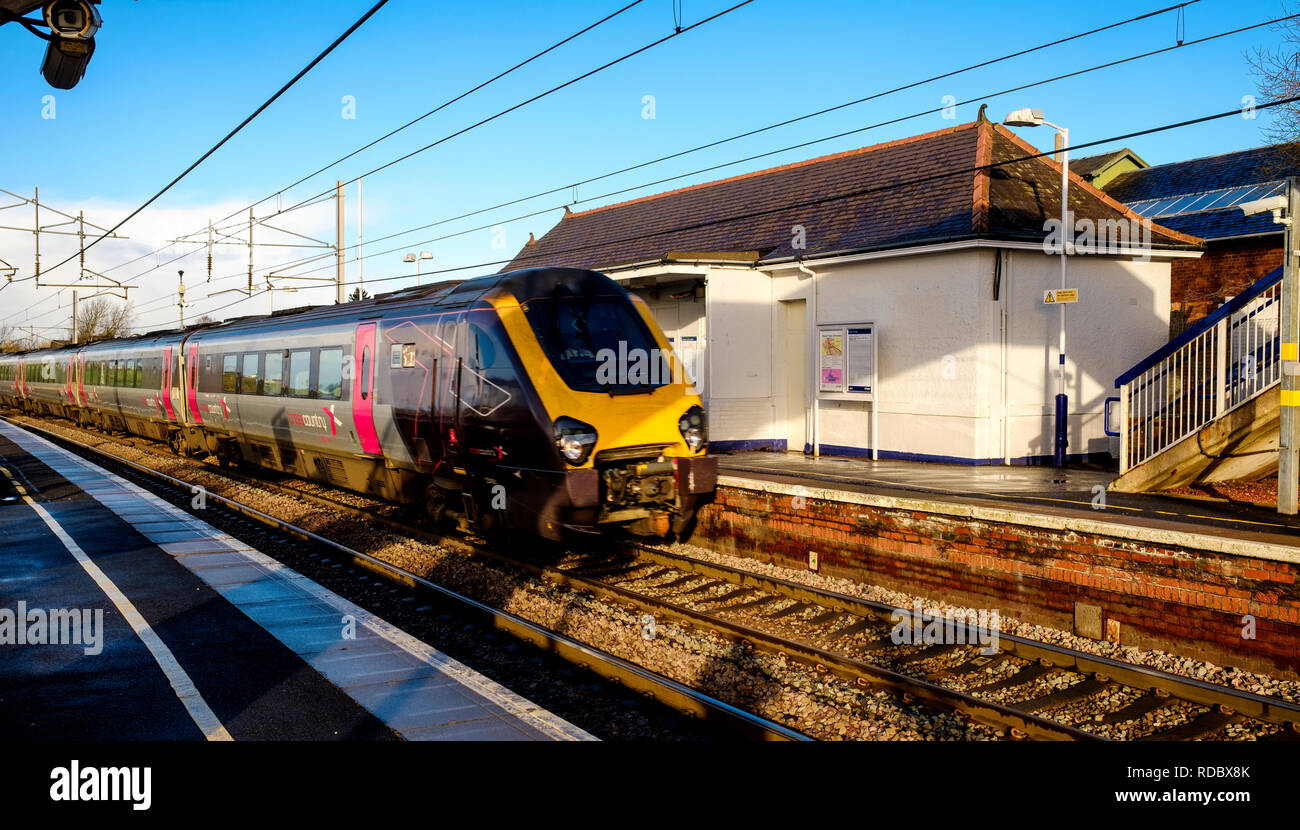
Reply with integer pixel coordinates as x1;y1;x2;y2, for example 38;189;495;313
403;250;433;285
1005;107;1071;468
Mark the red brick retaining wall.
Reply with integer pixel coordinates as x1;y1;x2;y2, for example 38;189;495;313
697;484;1300;678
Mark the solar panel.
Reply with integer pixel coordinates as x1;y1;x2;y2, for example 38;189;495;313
1126;180;1285;218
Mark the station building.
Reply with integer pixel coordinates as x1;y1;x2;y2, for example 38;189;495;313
506;113;1201;464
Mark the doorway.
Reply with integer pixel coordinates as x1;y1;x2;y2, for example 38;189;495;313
781;299;807;452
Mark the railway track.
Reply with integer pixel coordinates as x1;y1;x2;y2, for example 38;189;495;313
14;411;1300;740
4;414;807;742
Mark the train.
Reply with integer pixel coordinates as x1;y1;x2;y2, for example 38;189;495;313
0;267;717;541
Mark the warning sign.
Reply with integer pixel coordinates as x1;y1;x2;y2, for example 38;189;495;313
1044;288;1079;304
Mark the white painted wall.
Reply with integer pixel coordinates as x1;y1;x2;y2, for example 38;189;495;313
618;245;1173;463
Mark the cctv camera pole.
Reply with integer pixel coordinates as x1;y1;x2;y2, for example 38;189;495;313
1280;176;1299;514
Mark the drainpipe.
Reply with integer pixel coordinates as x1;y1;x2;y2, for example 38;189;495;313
797;260;819;456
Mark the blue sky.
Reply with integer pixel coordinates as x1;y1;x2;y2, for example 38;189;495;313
0;0;1295;336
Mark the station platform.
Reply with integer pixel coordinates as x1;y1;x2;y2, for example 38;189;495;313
716;451;1300;545
0;420;592;742
702;450;1300;678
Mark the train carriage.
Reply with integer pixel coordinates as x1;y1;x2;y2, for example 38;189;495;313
0;267;717;542
79;331;188;443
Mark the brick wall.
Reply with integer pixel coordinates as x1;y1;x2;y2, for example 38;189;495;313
1172;237;1282;327
697;484;1300;678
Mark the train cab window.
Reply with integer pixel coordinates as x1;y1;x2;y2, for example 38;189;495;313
318;348;343;400
241;353;259;395
520;295;667;393
287;350;312;398
264;351;283;396
222;355;238;393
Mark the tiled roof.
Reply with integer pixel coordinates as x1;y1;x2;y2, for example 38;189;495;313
1144;210;1282;241
1105;144;1300;203
1102;144;1300;240
1071;147;1145;181
504;118;1199;272
1072;150;1121;179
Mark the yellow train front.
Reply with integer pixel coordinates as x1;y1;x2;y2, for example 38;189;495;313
475;266;722;541
386;266;716;541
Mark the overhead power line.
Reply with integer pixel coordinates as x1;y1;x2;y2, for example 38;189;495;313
156;0;1225;292
321;94;1300;294
39;0;394;278
262;10;1292;285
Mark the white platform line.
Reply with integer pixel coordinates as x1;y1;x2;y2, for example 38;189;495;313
0;465;233;742
0;420;594;741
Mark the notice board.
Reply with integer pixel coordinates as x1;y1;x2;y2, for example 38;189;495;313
818;323;876;400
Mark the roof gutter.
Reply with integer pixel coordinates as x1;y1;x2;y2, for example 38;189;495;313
757;237;1202;272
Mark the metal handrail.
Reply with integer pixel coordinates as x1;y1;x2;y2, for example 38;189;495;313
1117;271;1282;474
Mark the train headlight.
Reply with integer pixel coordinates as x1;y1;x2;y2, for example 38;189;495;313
554;416;598;466
678;405;707;452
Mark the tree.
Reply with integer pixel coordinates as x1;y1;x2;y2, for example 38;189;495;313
348;287;371;302
1248;10;1300;151
75;298;133;343
0;324;23;353
192;315;216;326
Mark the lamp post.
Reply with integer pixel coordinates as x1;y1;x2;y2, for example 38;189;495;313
403;250;433;285
1005;107;1070;467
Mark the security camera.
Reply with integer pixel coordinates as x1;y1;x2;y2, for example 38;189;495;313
41;35;95;90
38;1;100;90
1240;194;1291;227
1239;195;1288;217
43;0;101;40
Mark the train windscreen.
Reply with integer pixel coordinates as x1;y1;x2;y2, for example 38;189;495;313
521;295;668;394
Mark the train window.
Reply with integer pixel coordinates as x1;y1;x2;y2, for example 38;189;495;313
264;351;283;396
468;325;496;370
109;360;119;386
520;296;666;393
143;356;162;390
241;353;259;395
287;350;311;398
132;359;142;388
319;348;343;401
222;355;238;393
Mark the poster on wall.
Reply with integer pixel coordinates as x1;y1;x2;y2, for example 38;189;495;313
679;336;700;392
819;330;844;392
846;327;874;394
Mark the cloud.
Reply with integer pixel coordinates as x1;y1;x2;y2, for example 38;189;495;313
0;193;353;337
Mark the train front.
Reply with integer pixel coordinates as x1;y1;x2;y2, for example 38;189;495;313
495;268;717;540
